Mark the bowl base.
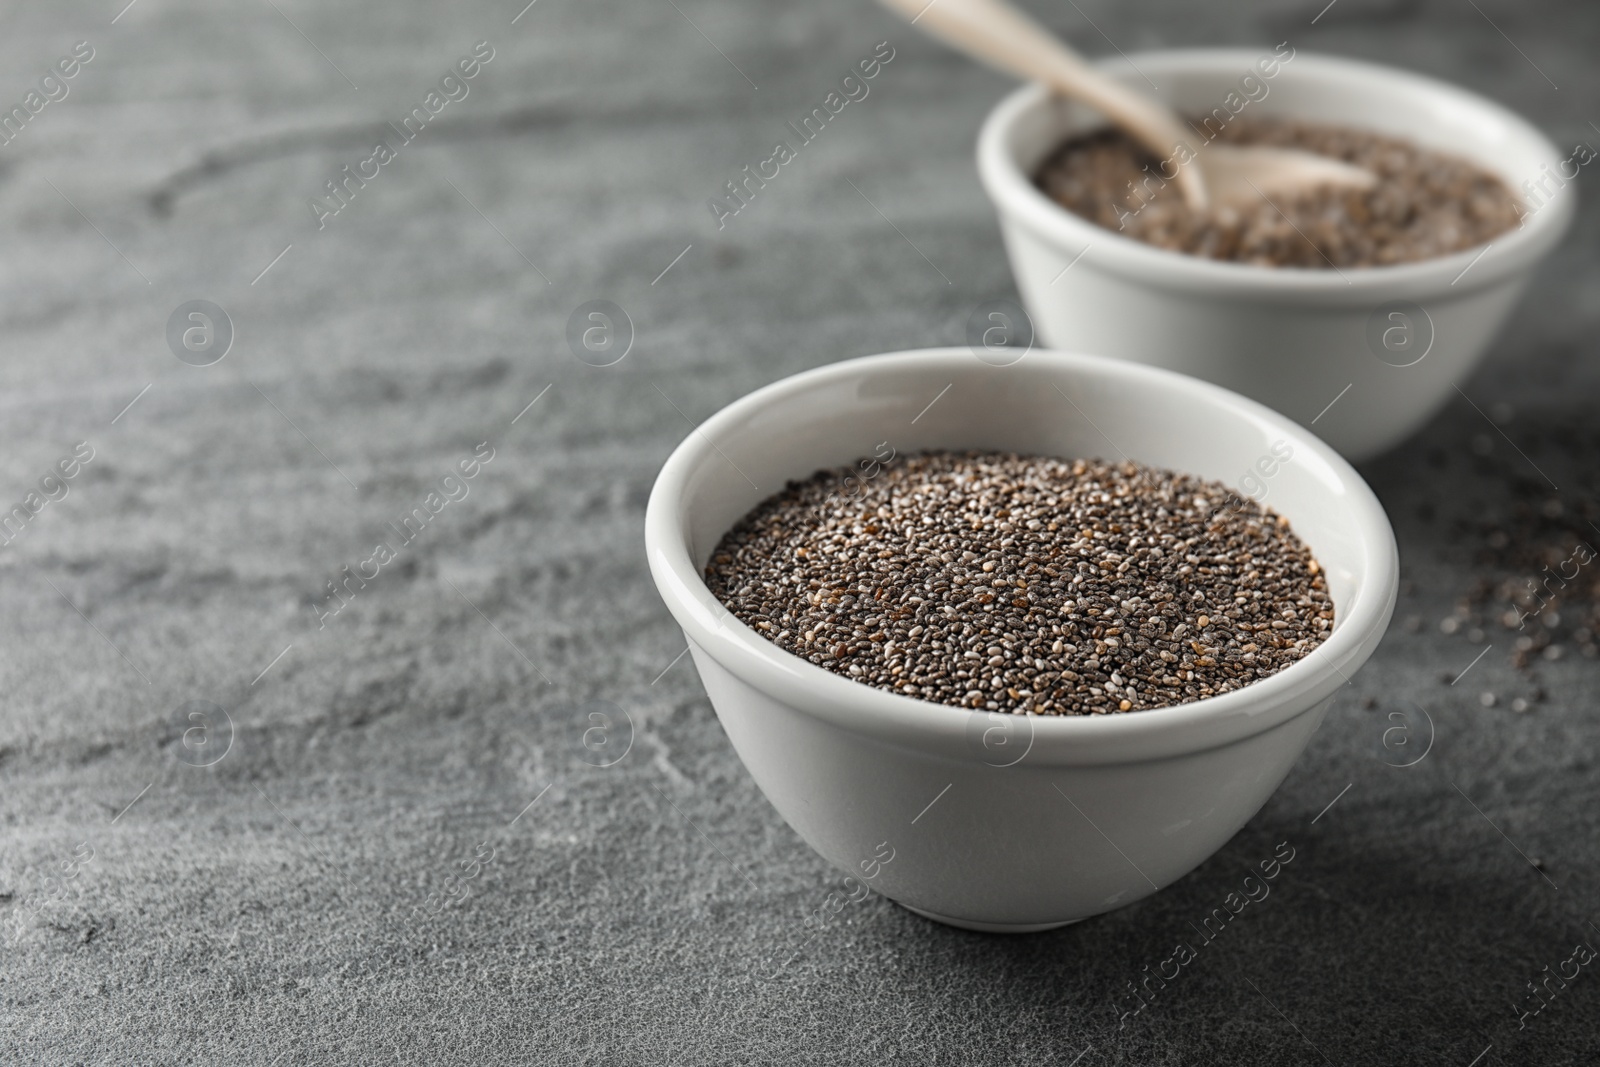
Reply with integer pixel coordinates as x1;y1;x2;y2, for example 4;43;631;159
900;903;1084;934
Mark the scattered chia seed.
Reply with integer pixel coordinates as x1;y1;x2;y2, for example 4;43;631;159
1424;410;1600;671
704;451;1334;715
1035;117;1522;268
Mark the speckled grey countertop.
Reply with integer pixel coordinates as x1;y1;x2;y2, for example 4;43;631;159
1;0;1597;1063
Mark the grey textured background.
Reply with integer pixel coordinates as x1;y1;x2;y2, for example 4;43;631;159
1;0;1596;1063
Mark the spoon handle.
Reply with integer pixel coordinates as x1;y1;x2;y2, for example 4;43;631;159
879;0;1206;208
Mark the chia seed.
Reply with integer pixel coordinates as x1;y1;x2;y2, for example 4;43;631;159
1035;117;1523;269
704;451;1334;715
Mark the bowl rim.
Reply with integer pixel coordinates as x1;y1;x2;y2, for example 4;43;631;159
644;348;1400;766
976;48;1576;296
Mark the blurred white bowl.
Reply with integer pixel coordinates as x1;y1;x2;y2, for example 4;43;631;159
646;349;1397;931
977;50;1575;461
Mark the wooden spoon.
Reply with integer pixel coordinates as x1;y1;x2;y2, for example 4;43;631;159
880;0;1375;211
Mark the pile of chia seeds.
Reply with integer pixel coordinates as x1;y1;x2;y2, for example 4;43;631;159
1035;116;1523;268
704;451;1334;715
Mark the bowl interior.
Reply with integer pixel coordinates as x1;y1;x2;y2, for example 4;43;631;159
677;350;1381;635
1004;49;1562;195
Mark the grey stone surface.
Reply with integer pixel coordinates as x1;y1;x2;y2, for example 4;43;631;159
0;0;1596;1063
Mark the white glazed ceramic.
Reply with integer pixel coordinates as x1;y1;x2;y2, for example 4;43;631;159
646;349;1398;932
977;50;1576;461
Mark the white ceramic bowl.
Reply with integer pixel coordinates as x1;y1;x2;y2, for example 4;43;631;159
977;50;1575;461
646;349;1397;931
